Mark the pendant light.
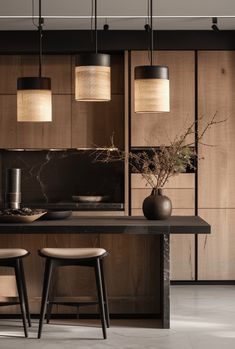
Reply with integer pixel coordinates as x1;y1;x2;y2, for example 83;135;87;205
17;0;52;122
75;0;111;102
134;0;170;113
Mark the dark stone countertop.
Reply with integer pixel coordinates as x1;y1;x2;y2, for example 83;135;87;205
0;216;211;235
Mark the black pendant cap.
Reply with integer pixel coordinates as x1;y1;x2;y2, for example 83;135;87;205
135;65;169;80
17;77;51;90
75;53;110;67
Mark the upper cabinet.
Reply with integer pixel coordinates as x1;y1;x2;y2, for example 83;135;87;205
131;51;195;147
0;54;124;149
198;51;235;208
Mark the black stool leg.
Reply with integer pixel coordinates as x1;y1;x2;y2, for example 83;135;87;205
100;259;110;328
94;259;107;339
46;302;53;324
15;259;28;338
19;259;31;327
38;258;53;339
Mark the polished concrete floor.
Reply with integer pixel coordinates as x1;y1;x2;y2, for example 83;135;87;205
0;285;235;348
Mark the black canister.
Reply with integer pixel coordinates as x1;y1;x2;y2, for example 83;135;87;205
5;168;21;209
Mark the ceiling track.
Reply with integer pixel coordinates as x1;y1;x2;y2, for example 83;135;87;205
0;15;234;19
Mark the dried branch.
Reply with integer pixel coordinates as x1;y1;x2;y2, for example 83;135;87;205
92;113;226;189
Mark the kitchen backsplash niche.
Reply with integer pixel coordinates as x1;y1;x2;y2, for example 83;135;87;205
0;150;124;209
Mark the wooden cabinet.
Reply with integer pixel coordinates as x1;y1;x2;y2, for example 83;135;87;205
131;51;195;146
198;51;235;209
198;51;235;280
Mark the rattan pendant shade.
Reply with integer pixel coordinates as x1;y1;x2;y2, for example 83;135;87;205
17;77;52;122
75;53;111;101
134;65;170;113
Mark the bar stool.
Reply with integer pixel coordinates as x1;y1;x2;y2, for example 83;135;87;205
0;249;31;337
37;248;109;339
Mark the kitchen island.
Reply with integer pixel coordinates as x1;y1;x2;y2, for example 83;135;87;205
0;216;210;328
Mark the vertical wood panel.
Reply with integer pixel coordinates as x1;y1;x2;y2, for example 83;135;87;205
0;55;21;94
198;51;235;208
198;209;235;280
72;95;124;149
198;51;235;280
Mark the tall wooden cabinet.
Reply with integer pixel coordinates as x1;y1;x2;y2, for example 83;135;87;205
198;51;235;280
130;51;196;280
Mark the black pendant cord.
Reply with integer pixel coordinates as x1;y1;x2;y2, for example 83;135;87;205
150;0;153;66
95;0;98;54
38;0;43;78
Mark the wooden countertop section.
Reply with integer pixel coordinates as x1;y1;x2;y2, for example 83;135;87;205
0;216;210;235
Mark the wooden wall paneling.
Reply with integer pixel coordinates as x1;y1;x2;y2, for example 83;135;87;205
131;51;195;147
0;95;17;148
72;95;124;149
131;188;195;210
99;233;160;313
198;209;235;280
0;55;21;94
198;51;235;208
20;55;72;94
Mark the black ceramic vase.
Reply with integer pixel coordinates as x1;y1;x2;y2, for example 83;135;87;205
142;188;172;220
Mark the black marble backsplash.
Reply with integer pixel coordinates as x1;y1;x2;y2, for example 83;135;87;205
0;150;124;210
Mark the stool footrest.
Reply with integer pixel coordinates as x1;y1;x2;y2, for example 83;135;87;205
48;300;99;307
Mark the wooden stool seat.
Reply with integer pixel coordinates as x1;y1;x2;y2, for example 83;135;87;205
0;248;28;259
40;247;107;259
0;249;31;337
38;247;110;340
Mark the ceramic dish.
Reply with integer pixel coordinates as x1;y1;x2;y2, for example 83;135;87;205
72;195;109;203
41;210;72;220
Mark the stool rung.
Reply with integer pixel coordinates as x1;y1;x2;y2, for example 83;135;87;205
48;301;98;307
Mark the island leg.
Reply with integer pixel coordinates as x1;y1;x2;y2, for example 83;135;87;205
160;233;170;329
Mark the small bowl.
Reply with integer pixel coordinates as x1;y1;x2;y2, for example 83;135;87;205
72;195;109;203
42;210;72;220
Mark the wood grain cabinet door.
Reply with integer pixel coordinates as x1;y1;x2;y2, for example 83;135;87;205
198;51;235;280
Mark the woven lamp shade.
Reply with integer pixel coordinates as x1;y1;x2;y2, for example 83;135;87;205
134;65;170;113
17;77;52;122
75;53;111;102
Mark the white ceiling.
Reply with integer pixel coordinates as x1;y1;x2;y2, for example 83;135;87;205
0;0;235;30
